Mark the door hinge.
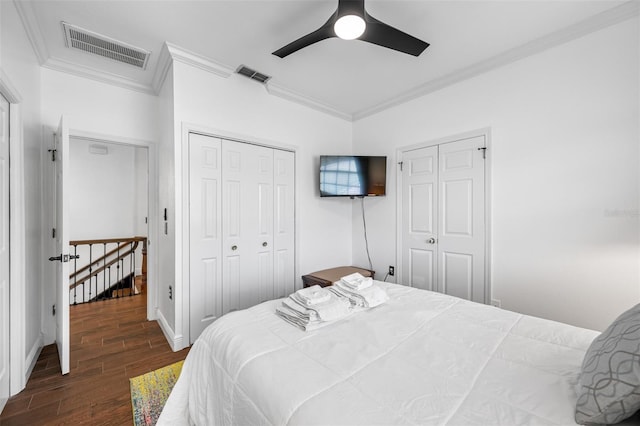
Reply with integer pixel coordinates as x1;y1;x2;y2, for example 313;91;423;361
478;147;487;159
398;161;404;171
47;149;57;161
52;228;56;239
52;304;56;316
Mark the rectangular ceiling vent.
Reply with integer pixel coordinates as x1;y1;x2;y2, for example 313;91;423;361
62;22;151;69
236;65;271;84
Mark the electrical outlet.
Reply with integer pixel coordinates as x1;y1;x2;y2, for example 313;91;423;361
491;299;501;308
388;266;395;276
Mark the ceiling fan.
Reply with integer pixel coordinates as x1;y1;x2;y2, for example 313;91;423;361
272;0;429;58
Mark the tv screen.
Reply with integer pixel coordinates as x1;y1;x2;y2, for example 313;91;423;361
319;155;387;197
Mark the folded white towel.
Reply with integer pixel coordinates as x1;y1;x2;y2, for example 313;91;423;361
275;306;327;331
295;285;331;306
332;281;389;308
340;276;373;291
282;297;318;320
289;292;351;321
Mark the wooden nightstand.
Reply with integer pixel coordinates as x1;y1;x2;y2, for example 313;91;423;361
302;266;375;288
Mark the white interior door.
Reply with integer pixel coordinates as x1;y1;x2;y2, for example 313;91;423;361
222;140;274;312
188;134;222;343
272;150;295;298
53;117;70;375
400;136;487;303
0;94;10;401
189;134;295;342
401;146;438;290
437;136;486;302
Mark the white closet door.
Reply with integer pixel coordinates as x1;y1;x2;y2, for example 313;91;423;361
0;94;9;401
401;146;438;291
437;136;486;303
273;150;295;299
222;140;274;312
189;134;222;343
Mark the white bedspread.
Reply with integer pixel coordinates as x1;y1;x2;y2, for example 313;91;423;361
158;282;598;426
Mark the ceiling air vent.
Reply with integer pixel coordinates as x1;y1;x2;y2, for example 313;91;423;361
236;65;271;84
62;22;151;69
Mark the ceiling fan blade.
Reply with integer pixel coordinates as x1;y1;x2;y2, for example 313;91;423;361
360;13;429;56
272;24;335;58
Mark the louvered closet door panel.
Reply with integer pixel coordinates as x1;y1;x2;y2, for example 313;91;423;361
222;141;274;312
189;134;222;342
273;150;295;299
401;146;438;290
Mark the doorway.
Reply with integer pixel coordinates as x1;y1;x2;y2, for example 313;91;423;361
397;131;491;303
44;128;158;375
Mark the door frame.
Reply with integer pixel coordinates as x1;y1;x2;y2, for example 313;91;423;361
178;122;298;348
65;129;159;322
395;127;493;304
0;70;27;397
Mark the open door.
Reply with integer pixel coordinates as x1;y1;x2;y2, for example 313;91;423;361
49;117;70;375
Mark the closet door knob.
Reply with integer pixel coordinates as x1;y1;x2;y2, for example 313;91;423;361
231;245;238;251
262;242;268;247
427;238;437;244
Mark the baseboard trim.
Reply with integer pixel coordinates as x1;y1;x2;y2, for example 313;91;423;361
24;334;44;384
156;309;183;352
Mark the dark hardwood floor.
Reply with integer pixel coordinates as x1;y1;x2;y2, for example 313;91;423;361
0;292;189;425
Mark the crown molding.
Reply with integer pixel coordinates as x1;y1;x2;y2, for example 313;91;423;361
42;57;156;95
266;82;353;121
151;43;173;94
166;42;234;79
0;69;23;103
151;42;234;95
13;0;50;65
353;0;640;121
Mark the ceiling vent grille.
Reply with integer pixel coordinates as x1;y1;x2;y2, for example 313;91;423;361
236;65;271;84
62;22;151;69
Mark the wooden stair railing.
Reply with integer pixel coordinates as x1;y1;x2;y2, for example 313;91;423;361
68;236;147;304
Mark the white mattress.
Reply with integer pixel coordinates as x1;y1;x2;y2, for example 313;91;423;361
158;282;598;426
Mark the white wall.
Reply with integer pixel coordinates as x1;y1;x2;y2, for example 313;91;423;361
353;18;640;331
1;0;44;393
155;60;354;346
40;68;158;343
69;138;136;240
156;64;176;336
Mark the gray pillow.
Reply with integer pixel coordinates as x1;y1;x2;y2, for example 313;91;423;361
575;303;640;424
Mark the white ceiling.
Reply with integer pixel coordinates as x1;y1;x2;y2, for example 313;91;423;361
20;0;634;120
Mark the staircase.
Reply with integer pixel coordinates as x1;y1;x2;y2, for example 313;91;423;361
68;236;147;305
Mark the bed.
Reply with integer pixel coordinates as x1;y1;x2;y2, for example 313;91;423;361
157;281;632;425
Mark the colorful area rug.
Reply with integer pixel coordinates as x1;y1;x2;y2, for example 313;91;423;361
130;360;184;426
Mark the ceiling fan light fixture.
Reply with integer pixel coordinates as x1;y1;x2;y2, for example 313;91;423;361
334;15;366;40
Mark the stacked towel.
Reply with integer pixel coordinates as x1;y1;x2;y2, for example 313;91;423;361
331;275;389;308
276;285;351;331
339;272;373;291
295;285;331;305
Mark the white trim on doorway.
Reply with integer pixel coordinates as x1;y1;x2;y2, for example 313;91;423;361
0;69;29;398
395;127;493;304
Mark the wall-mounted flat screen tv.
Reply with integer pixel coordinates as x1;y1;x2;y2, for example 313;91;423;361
319;155;387;197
